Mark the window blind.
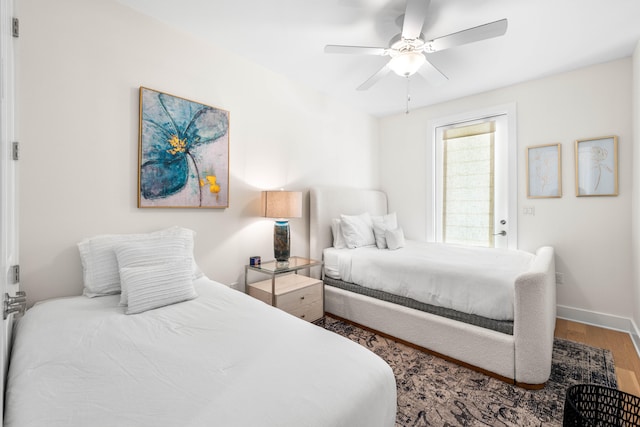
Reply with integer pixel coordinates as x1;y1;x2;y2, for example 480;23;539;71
442;121;496;247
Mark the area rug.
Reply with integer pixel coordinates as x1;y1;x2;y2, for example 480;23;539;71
316;316;617;427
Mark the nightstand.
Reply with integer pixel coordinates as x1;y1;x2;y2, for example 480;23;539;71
245;256;323;322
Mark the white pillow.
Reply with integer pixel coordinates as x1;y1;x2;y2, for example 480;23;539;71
115;235;198;306
122;258;197;315
77;226;202;298
331;218;347;249
372;212;398;249
385;228;405;250
340;213;375;249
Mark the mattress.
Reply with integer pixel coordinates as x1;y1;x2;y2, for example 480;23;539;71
4;277;397;427
324;276;514;335
323;240;535;321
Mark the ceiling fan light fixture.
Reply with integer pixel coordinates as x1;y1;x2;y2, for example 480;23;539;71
388;51;426;77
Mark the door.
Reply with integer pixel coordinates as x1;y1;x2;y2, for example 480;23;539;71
430;105;517;249
1;0;17;417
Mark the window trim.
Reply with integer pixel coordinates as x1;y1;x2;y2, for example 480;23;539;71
426;103;518;249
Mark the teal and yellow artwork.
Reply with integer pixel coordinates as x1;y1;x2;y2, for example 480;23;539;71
138;87;230;208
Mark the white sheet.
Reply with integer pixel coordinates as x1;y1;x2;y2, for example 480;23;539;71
323;246;349;279
324;240;534;321
4;277;396;427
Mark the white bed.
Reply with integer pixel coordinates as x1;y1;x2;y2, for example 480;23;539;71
310;187;557;388
324;241;535;321
4;229;397;427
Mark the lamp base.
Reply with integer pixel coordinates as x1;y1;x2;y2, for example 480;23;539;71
273;220;290;262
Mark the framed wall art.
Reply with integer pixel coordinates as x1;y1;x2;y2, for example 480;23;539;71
138;87;230;208
574;136;618;197
526;143;562;198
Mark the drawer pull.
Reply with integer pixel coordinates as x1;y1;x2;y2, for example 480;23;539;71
300;296;305;300
301;314;306;318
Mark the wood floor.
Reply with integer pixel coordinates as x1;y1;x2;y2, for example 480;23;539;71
555;318;640;396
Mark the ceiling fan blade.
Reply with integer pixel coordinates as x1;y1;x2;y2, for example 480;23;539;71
325;45;388;56
426;18;508;52
357;64;392;91
402;0;431;40
416;59;448;86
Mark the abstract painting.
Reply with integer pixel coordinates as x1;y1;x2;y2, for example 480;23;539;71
138;87;230;208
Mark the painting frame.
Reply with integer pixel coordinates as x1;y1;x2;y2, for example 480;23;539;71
574;136;618;197
138;86;230;209
526;143;562;198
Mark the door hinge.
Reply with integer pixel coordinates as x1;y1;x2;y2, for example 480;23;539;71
12;18;19;38
10;265;19;284
12;141;19;160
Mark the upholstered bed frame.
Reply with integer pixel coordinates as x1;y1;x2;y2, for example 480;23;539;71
309;187;557;388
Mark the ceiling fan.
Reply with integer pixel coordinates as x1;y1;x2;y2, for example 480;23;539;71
325;0;508;91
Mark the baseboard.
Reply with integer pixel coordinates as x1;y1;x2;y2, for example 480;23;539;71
557;304;640;358
630;319;640;357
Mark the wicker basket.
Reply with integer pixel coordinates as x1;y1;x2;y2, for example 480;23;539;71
563;384;640;426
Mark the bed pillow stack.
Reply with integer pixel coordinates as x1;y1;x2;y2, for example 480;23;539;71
339;213;376;248
332;212;405;250
371;213;397;249
77;226;200;314
384;227;405;250
331;219;348;249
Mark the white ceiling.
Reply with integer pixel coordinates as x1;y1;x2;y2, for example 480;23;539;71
116;0;640;117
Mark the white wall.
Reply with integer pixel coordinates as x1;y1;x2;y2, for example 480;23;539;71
15;0;638;323
380;59;634;319
17;0;379;304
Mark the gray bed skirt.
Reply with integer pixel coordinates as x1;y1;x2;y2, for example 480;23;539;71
323;276;514;335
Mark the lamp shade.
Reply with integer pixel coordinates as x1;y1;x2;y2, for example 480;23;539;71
263;191;302;219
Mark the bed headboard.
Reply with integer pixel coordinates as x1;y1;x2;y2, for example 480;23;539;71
309;187;388;276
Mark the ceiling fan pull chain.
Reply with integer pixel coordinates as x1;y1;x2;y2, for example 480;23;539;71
405;76;411;114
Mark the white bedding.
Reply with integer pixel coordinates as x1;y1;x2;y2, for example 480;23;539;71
4;277;397;427
323;240;534;321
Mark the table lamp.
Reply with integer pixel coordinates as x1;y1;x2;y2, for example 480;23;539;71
263;190;302;263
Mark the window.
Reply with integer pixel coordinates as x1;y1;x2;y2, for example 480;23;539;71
428;104;517;249
442;121;496;247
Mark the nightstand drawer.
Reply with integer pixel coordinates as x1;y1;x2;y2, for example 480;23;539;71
278;281;322;322
247;274;324;322
286;297;323;322
278;281;322;309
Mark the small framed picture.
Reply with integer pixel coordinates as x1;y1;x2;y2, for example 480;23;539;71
526;143;562;198
575;136;618;197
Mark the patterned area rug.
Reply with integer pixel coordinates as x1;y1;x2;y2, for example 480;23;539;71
316;317;617;427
